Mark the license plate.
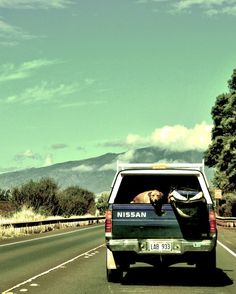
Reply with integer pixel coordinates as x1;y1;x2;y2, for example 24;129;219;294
148;241;172;252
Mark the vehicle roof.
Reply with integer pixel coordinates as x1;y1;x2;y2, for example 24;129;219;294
117;162;205;172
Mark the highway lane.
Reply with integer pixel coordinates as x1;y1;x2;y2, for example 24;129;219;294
1;226;235;294
0;224;104;293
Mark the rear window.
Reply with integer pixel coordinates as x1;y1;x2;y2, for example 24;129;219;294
114;174;201;204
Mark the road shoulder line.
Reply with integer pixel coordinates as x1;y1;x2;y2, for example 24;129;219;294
217;240;236;258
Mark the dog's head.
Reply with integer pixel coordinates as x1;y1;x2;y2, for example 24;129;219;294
148;190;163;204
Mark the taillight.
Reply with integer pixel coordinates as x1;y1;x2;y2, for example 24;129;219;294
105;209;112;234
209;209;216;235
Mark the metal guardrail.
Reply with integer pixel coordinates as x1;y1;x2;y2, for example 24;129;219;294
1;215;235;228
216;216;236;228
0;216;105;228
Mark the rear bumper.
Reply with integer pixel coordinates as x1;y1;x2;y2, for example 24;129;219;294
106;236;217;254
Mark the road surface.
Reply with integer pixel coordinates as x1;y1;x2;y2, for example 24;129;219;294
0;225;235;293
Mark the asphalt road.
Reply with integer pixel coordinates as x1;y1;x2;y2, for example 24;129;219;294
0;225;235;294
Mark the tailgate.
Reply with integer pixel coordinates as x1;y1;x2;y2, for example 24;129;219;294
112;204;183;239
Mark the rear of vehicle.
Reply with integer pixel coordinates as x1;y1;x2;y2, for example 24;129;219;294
105;163;217;282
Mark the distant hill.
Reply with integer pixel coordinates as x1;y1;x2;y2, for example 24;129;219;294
0;147;210;194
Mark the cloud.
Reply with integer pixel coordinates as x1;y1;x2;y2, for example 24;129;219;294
98;150;139;171
103;122;212;152
14;149;42;162
0;19;35;46
0;59;58;83
173;0;236;16
21;59;58;71
60;100;106;108
0;166;19;173
134;0;236;16
84;78;96;86
14;150;54;167
0;1;72;46
0;0;73;9
118;150;137;162
99;162;117;171
51;144;68;150
44;154;53;166
215;3;236;15
149;123;212;151
174;0;224;11
5;81;80;104
72;165;94;172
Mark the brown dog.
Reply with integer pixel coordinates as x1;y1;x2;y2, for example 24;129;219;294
131;190;163;204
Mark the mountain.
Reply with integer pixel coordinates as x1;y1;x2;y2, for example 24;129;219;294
0;147;209;194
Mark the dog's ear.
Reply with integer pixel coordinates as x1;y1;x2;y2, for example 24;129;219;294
148;191;156;203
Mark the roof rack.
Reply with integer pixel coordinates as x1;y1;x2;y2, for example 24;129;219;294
117;161;205;173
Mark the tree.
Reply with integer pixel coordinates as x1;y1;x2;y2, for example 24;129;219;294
10;178;96;217
58;186;95;216
37;177;60;215
96;192;109;215
10;178;59;215
204;69;236;192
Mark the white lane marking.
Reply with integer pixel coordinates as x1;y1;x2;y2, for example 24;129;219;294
84;251;99;259
217;240;236;257
2;244;105;293
30;283;38;287
0;224;103;247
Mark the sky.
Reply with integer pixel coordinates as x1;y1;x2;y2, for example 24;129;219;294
0;0;236;173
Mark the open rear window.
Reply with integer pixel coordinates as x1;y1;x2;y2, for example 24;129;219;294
114;174;201;204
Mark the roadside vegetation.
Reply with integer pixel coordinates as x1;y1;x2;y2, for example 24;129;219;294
0;178;108;239
96;192;109;215
1;177;96;217
0;205;98;239
205;68;236;216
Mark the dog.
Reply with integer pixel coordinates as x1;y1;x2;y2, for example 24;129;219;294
130;190;163;204
130;190;164;216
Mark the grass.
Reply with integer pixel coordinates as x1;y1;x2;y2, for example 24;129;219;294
0;206;99;240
